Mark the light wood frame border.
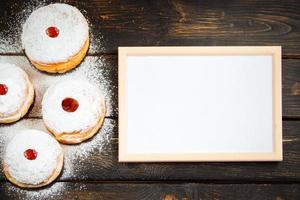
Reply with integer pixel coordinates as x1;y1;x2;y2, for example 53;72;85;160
118;46;282;162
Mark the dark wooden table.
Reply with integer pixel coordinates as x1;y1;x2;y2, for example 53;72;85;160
0;0;300;199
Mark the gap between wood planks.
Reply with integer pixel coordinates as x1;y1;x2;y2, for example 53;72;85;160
0;53;300;59
0;179;300;184
22;116;300;121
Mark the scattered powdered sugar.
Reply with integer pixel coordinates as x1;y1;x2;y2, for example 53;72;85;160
0;58;116;196
2;182;89;200
0;1;113;198
2;182;66;200
80;56;118;116
62;119;115;179
0;117;114;198
39;56;117;118
0;119;41;153
0;0;48;53
88;20;105;53
0;55;117;118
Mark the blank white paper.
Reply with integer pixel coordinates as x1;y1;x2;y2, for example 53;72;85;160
126;55;273;154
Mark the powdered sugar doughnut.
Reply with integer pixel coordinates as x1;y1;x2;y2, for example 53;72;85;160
0;63;34;123
42;79;106;144
22;3;89;73
3;129;63;188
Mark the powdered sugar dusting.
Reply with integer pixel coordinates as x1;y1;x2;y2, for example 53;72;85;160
2;182;90;200
42;79;104;134
0;0;48;53
81;56;118;116
0;56;117;118
22;3;89;63
4;129;62;185
0;118;114;193
0;64;28;118
88;20;105;53
0;56;117;184
62;119;114;179
0;119;43;153
0;0;104;54
2;182;66;200
0;0;113;196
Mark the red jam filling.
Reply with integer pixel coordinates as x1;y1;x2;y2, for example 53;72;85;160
46;26;59;38
0;84;8;95
62;97;79;112
24;149;38;160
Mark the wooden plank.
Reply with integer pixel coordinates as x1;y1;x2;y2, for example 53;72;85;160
0;0;300;56
0;182;299;200
1;119;300;181
0;56;117;118
283;59;300;118
1;56;300;118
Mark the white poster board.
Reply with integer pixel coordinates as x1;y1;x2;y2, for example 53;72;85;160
118;46;282;162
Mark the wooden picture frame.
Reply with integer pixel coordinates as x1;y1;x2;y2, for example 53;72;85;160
118;46;282;162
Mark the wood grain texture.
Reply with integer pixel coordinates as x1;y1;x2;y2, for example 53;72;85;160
283;59;300;118
0;0;300;197
0;182;299;200
1;119;300;181
0;0;299;56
